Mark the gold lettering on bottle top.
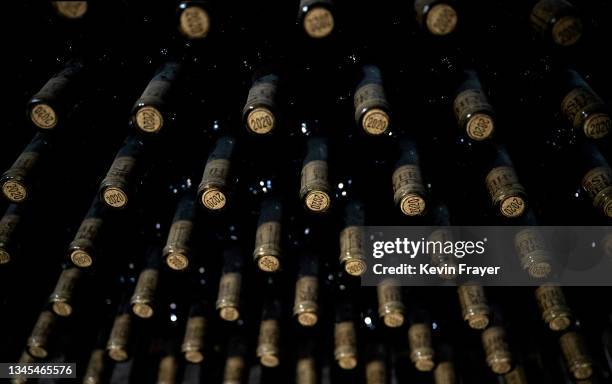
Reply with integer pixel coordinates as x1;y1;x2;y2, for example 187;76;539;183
131;268;159;319
135;106;163;133
165;219;193;270
552;15;582;46
70;217;103;268
301;160;331;212
559;332;593;380
334;321;357;370
182;315;206;363
482;326;512;375
179;6;210;39
354;83;390;135
223;356;245;384
297;357;316;384
253;221;282;272
107;313;131;362
30;103;57;129
366;360;386;384
102;187;128;209
294;276;319;327
582;166;612;217
340;226;366;276
304;7;334;38
257;319;280;367
27;311;56;359
50;268;81;317
514;229;553;279
377;280;405;328
562;87;610;139
434;361;456;384
53;1;88;19
83;349;105;384
392;164;426;216
486;166;526;218
426;4;458;36
102;156;136;209
216;272;241;321
199;159;230;210
535;285;572;331
453;89;494;140
409;323;434;372
2;181;27;203
247;107;275;134
457;284;490;329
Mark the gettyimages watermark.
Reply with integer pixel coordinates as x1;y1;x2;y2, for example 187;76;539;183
359;226;612;286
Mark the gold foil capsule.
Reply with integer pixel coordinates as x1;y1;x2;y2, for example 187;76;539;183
457;284;490;329
198;159;230;211
582;166;612;218
485;166;527;218
223;355;246;384
377;279;405;328
83;348;106;384
178;4;211;39
157;355;178;384
300;160;331;213
253;221;282;272
107;313;131;362
339;226;366;276
182;315;206;363
334;321;357;370
296;357;316;384
559;331;593;380
408;323;435;372
366;359;386;384
27;310;56;358
257;319;280;367
49;267;82;317
514;228;553;278
481;326;512;374
535;285;572;331
293;275;319;327
216;272;241;321
434;361;456;384
301;1;335;39
392;164;427;216
130;268;159;319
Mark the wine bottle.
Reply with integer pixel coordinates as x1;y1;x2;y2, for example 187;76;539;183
106;299;133;362
530;0;583;47
293;250;319;327
68;196;107;268
48;266;82;317
296;339;317;384
392;137;427;216
365;344;387;384
485;146;527;218
177;1;212;40
99;135;145;210
428;204;458;279
163;191;197;271
534;285;572;331
559;70;610;139
300;136;331;213
514;210;553;279
216;245;243;321
452;70;495;141
1;133;52;203
27;60;84;130
222;335;248;384
376;279;405;328
415;0;459;36
503;364;528;384
354;65;391;136
559;331;593;380
156;354;179;384
297;0;335;39
256;297;282;367
334;299;357;370
130;247;162;319
433;345;457;384
408;316;435;372
0;204;23;265
579;143;612;217
481;325;513;374
181;299;208;363
457;284;490;329
253;197;283;272
52;1;88;19
198;135;235;211
339;199;366;276
83;327;111;384
132;62;182;134
242;71;279;135
26;310;57;358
